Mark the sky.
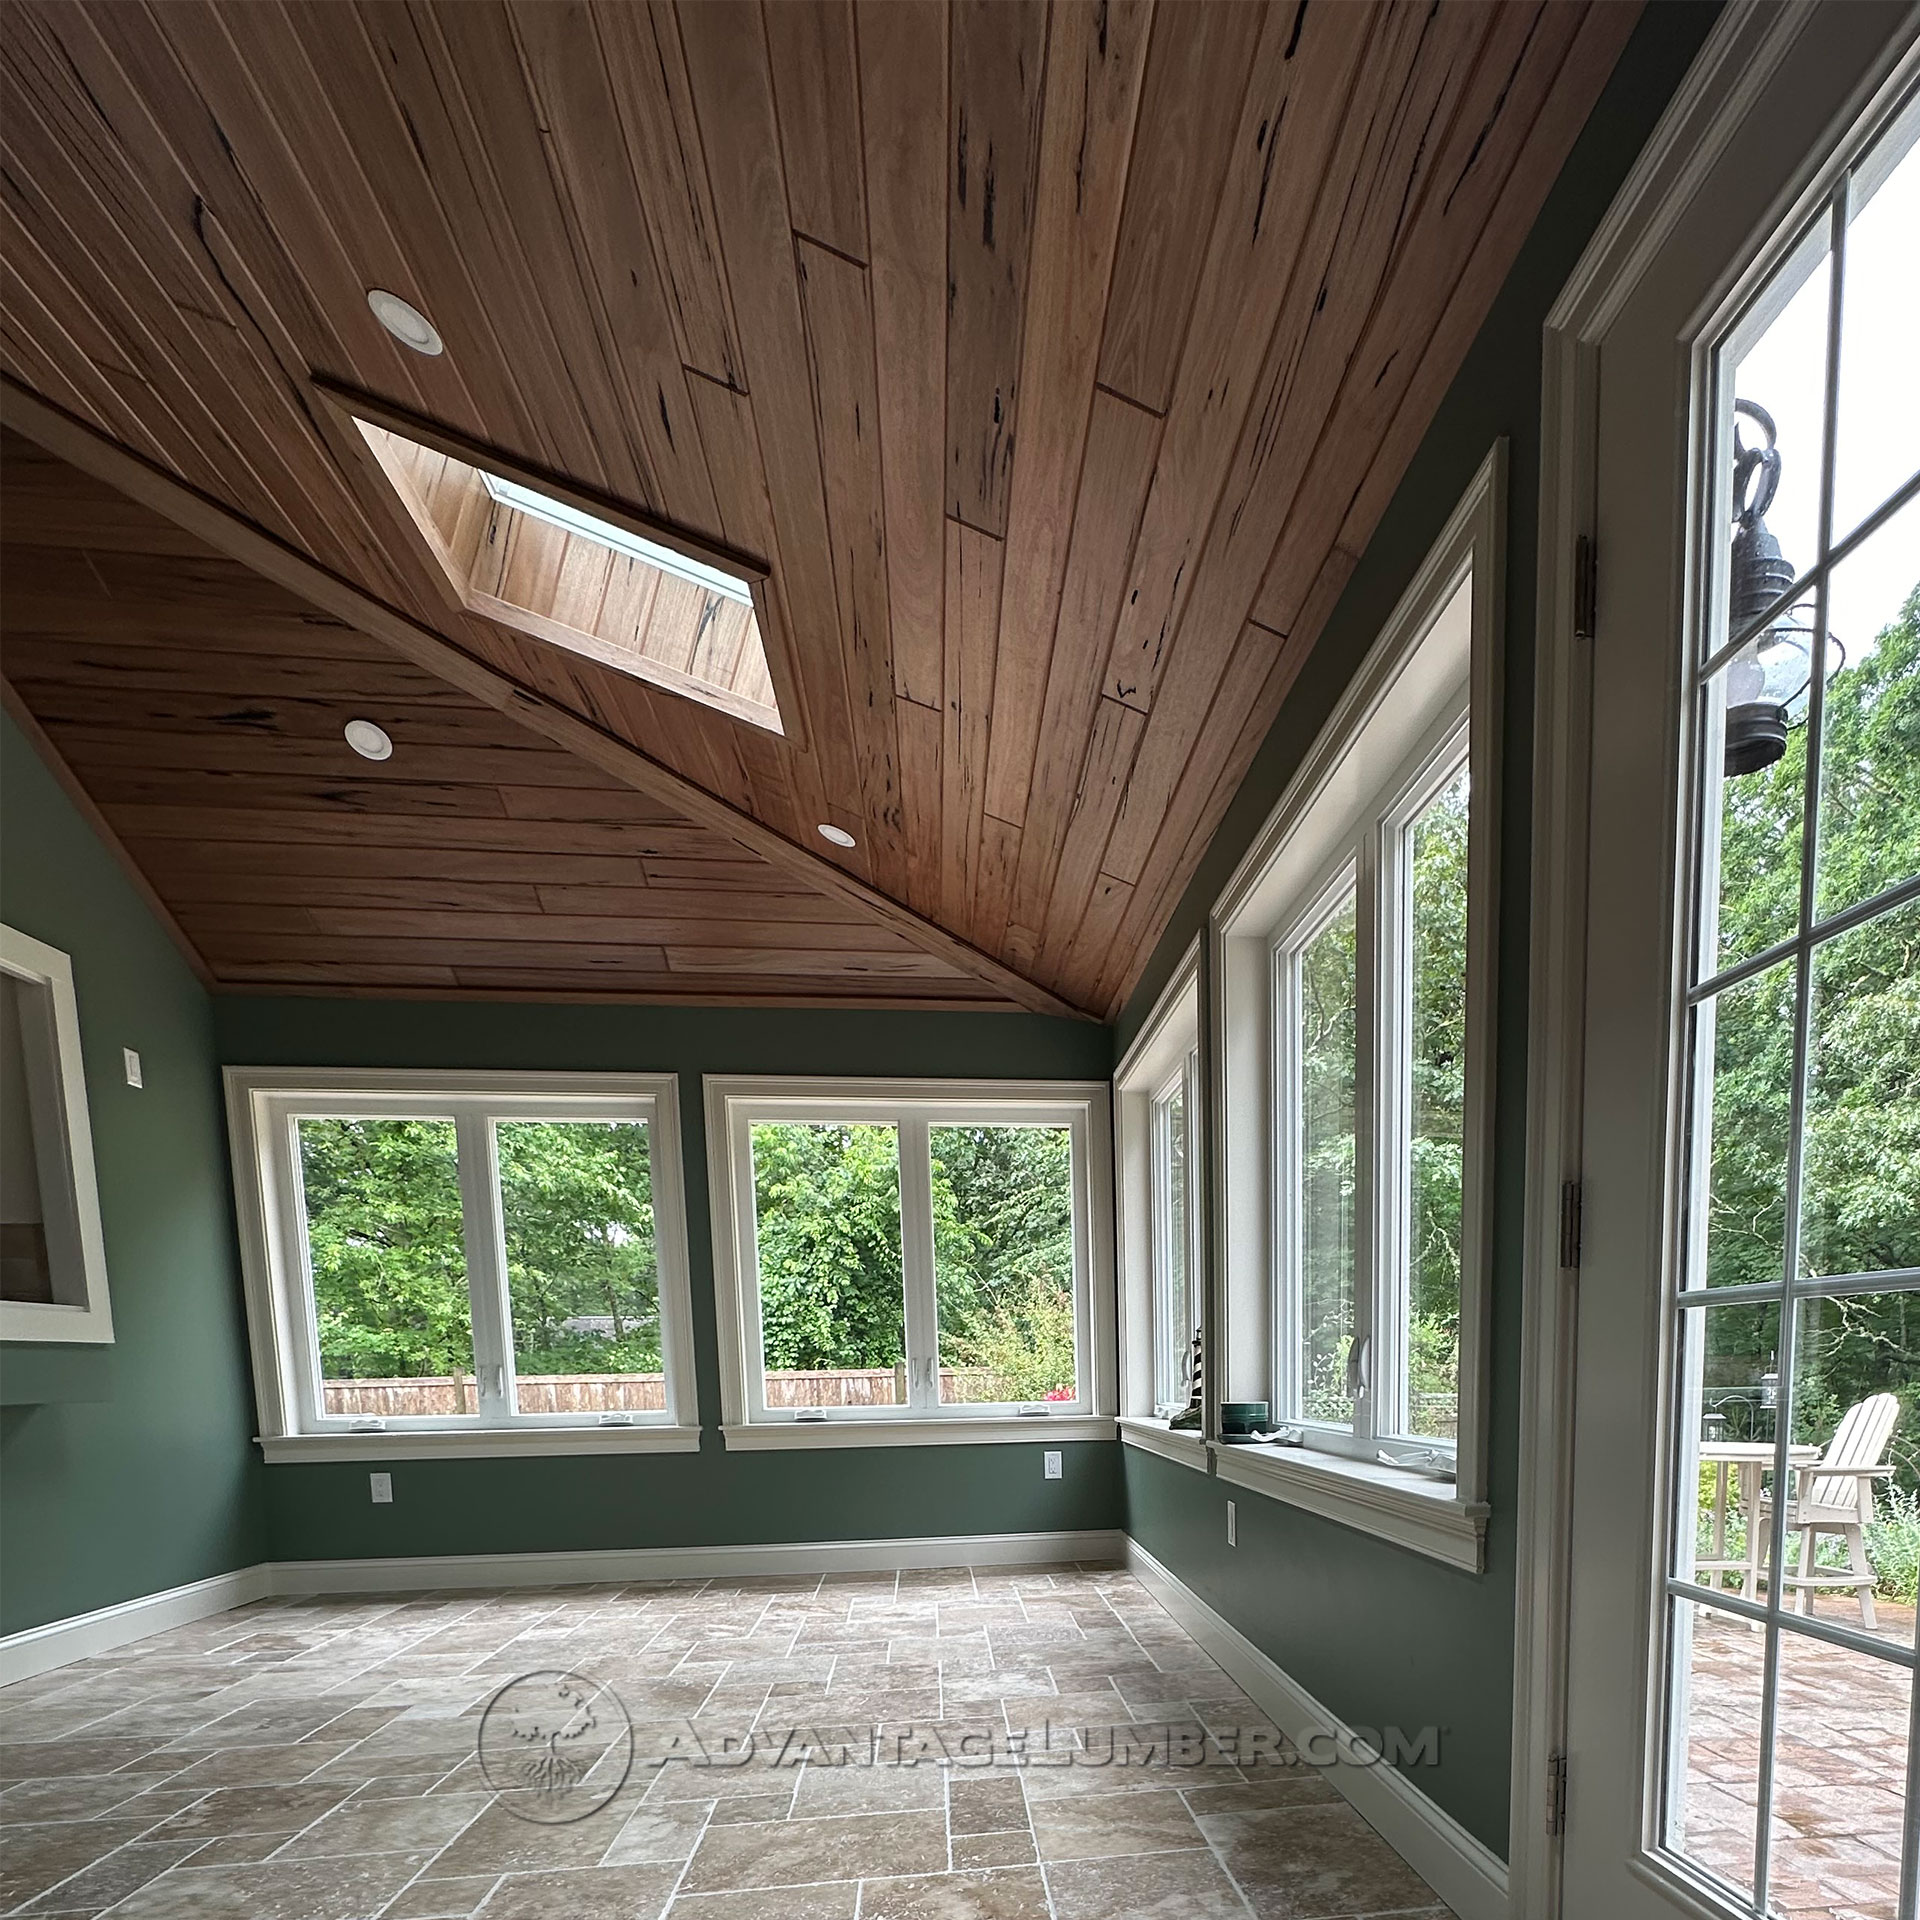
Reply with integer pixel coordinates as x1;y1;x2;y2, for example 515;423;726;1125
1730;121;1919;672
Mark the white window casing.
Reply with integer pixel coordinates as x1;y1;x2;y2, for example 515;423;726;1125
225;1068;700;1461
705;1076;1116;1449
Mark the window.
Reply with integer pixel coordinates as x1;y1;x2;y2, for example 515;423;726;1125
1211;451;1500;1569
1;925;112;1344
1115;947;1204;1440
706;1078;1114;1446
226;1070;697;1459
1656;92;1918;1920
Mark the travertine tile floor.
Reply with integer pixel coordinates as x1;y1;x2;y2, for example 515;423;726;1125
0;1563;1452;1919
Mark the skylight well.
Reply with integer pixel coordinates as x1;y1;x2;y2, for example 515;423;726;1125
352;417;785;734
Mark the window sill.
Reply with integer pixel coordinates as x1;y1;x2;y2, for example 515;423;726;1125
256;1425;704;1463
720;1415;1117;1451
1211;1439;1488;1572
1117;1417;1210;1471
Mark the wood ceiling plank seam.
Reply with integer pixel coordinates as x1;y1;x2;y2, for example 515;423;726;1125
174;875;550;916
502;0;726;531
1055;870;1135;1013
1096;0;1374;713
528;886;889;927
141;846;653;889
0;222;181;474
893;693;944;921
664;948;969;981
762;0;869;263
2;21;411;580
1094;0;1268;415
970;812;1021;968
939;516;1000;937
1002;386;1162;963
330;0;628;500
854;0;948;713
112;808;717;857
4;378;1089;1012
140;0;534;457
72;766;518;820
36;1;449;614
673;0;870;846
977;0;1154;853
1094;0;1494;895
0;676;216;987
794;235;910;904
943;0;1048;540
590;0;747;391
1029;692;1145;978
199;932;674;973
1258;0;1629;629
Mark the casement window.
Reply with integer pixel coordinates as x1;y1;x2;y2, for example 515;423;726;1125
226;1070;698;1460
705;1078;1115;1448
1212;451;1501;1569
1114;949;1206;1451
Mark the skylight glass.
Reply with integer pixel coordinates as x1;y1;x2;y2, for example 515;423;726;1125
479;472;754;606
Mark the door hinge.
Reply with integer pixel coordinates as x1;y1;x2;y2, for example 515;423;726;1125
1573;534;1597;641
1559;1180;1583;1270
1545;1750;1568;1836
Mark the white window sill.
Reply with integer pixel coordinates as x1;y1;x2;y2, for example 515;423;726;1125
720;1415;1117;1451
1117;1417;1210;1471
1211;1439;1488;1572
256;1425;704;1463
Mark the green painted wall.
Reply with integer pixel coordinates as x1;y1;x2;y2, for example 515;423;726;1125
212;996;1121;1563
0;713;267;1634
1112;2;1723;1860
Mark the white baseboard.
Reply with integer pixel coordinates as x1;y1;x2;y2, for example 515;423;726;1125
0;1564;273;1686
1124;1538;1509;1920
267;1528;1128;1595
1;1530;1125;1684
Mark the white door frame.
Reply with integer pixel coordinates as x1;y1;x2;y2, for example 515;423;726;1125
1509;2;1920;1913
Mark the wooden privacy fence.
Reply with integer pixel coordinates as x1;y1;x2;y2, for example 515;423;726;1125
323;1367;1012;1417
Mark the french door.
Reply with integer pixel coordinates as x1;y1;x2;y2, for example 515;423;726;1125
1560;6;1920;1918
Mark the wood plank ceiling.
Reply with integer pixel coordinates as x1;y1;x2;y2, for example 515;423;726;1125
0;0;1641;1017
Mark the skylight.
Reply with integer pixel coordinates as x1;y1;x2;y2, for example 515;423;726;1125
478;472;755;606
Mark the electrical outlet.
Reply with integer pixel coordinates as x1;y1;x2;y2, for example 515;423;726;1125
1043;1450;1062;1480
1226;1499;1236;1547
122;1049;143;1088
369;1472;393;1505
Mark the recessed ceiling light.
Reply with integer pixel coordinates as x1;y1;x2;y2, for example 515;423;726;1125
817;824;857;848
344;719;393;762
366;289;442;356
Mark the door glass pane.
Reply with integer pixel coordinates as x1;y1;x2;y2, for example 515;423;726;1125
750;1122;904;1408
296;1117;475;1418
1724;229;1832;641
1676;1299;1784;1593
496;1120;659;1416
1152;1078;1191;1417
1662;1595;1765;1902
1801;898;1920;1280
1767;1627;1910;1917
1813;494;1920;925
1297;892;1358;1427
1831;117;1920;541
931;1122;1077;1405
1689;957;1797;1291
1702;651;1805;976
1401;765;1468;1442
1787;1289;1920;1646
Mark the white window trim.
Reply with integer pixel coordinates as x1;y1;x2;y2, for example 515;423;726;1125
1208;444;1504;1571
225;1067;700;1461
1;925;113;1345
705;1075;1116;1449
1114;942;1203;1423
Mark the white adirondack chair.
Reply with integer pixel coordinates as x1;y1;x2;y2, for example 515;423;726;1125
1758;1392;1900;1629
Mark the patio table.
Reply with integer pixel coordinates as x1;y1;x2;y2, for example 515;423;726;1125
1696;1439;1821;1604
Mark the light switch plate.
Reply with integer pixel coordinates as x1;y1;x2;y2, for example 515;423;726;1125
369;1472;393;1505
122;1049;143;1088
1043;1450;1062;1480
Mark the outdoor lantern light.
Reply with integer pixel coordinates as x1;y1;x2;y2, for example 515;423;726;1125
1725;399;1819;776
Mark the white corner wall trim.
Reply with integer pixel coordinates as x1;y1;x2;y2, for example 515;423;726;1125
0;1564;274;1686
0;1531;1127;1685
1123;1538;1509;1920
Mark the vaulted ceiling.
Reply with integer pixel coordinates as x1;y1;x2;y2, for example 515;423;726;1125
0;0;1640;1017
